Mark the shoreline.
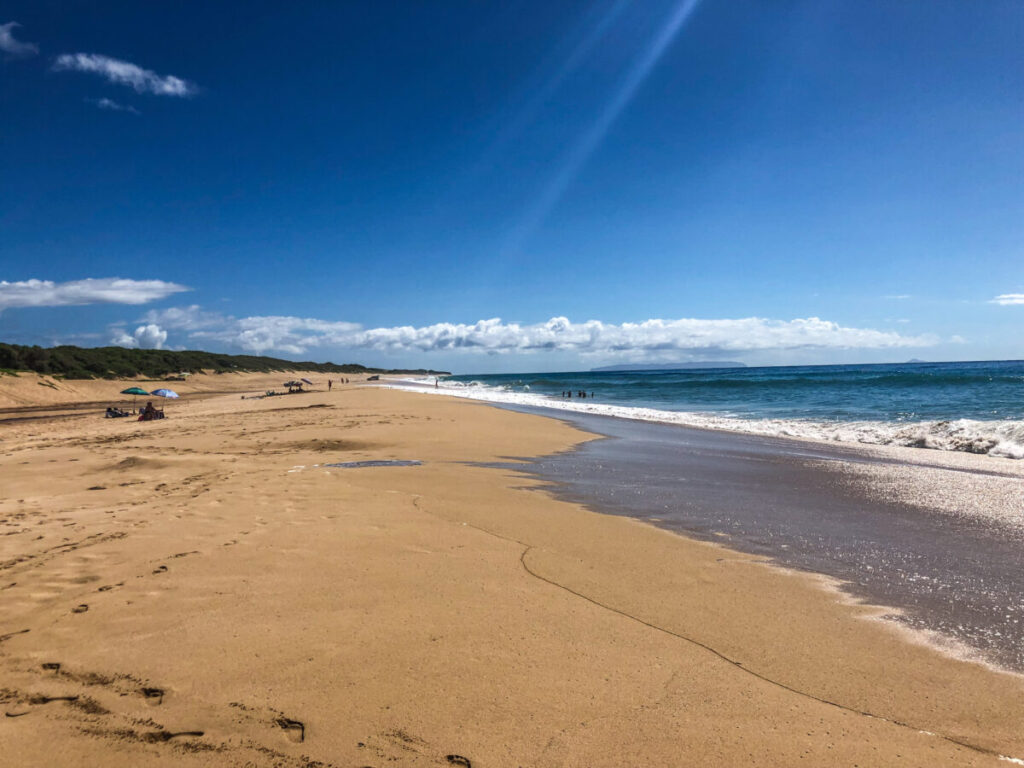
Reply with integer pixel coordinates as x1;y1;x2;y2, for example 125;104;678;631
385;376;1024;461
2;385;1023;765
462;400;1024;674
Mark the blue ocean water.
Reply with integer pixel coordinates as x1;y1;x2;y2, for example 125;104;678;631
436;361;1024;457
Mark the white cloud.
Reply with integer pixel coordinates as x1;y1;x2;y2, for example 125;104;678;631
0;278;189;310
110;323;167;350
141;304;236;331
88;97;140;115
190;314;362;355
52;53;197;96
0;22;37;58
150;305;938;358
348;316;938;357
884;294;912;300
991;294;1024;306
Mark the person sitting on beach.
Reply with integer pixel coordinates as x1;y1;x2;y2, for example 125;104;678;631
139;401;160;421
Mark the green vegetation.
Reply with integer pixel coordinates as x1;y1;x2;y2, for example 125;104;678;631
0;343;449;380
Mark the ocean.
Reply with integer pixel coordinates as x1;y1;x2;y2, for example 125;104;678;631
430;360;1024;459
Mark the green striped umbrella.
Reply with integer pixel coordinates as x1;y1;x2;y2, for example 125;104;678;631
120;386;150;408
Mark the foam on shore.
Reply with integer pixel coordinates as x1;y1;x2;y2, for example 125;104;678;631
387;377;1024;459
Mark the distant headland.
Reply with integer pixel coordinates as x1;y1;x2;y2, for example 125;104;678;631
590;361;747;373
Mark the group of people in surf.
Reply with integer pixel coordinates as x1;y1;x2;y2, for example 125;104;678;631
562;390;593;398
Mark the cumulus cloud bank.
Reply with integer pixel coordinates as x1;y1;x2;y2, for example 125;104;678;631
0;278;189;310
0;22;37;58
991;294;1024;306
52;53;197;96
110;324;168;350
143;305;938;358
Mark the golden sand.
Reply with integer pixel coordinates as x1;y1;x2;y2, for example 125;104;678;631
1;374;1021;766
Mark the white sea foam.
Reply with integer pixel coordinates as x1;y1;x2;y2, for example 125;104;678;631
386;377;1024;460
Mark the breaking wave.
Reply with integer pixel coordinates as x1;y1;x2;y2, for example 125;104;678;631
388;376;1024;459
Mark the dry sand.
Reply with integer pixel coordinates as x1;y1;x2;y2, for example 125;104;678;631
1;376;1022;766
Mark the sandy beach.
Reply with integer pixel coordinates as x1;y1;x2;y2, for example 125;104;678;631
2;374;1023;766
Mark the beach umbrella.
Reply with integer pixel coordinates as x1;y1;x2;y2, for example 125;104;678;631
120;386;150;408
301;378;313;386
151;389;179;398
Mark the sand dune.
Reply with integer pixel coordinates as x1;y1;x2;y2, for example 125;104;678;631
0;369;365;412
1;385;1022;766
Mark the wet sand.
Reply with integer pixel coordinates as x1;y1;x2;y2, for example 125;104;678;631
2;382;1023;766
496;404;1024;672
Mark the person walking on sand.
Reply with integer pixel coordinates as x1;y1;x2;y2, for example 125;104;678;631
328;379;332;391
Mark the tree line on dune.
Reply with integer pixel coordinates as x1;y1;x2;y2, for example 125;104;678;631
0;343;449;380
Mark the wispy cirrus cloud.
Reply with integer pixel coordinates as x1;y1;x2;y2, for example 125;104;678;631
143;305;939;358
991;294;1024;306
52;53;197;96
0;278;189;311
87;97;140;115
0;21;37;58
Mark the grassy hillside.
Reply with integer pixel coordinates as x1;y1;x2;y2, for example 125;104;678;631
0;343;448;380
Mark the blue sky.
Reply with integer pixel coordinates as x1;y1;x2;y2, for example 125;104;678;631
1;1;1022;373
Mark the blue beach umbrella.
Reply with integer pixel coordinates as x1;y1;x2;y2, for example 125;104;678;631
301;378;313;385
151;389;179;398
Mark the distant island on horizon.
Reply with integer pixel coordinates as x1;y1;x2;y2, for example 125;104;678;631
590;361;748;372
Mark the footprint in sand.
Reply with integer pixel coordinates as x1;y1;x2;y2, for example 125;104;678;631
274;717;305;743
142;730;205;742
29;694;79;705
446;757;472;767
2;691;73;718
71;604;89;613
142;687;164;706
41;662;61;673
152;565;168;574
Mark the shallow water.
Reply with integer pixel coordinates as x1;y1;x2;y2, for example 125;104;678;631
494;404;1024;673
